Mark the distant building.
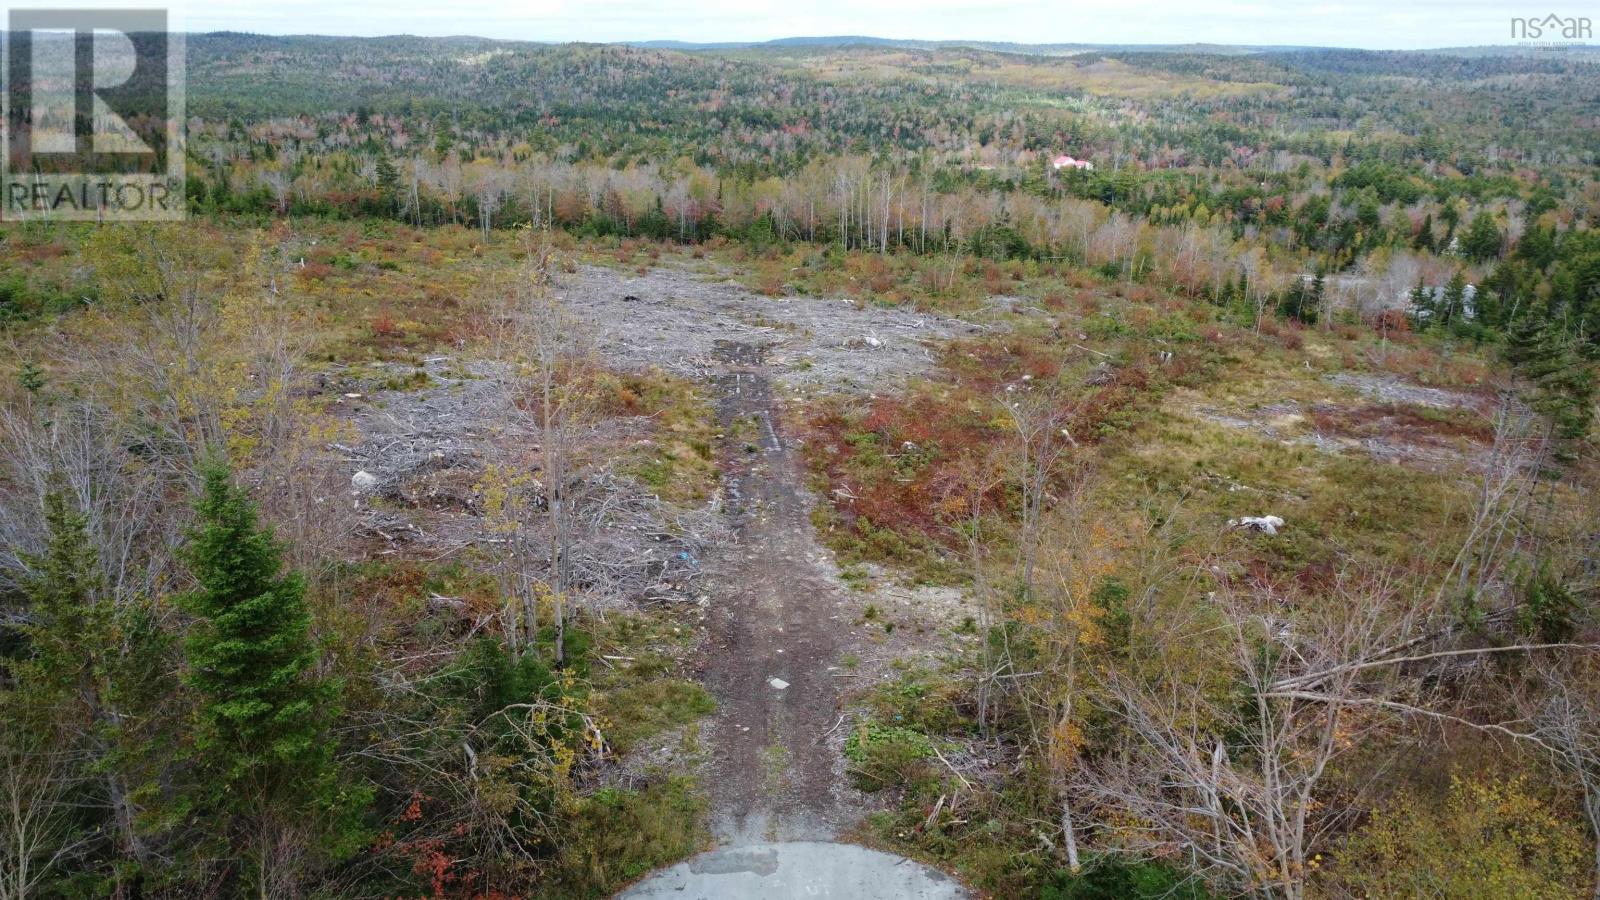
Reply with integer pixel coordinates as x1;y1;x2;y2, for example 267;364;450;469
1052;154;1093;171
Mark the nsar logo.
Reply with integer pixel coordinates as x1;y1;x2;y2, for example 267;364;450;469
1511;13;1593;44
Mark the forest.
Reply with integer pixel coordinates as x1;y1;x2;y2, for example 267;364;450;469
1;33;1599;899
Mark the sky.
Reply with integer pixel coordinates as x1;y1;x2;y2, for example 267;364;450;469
156;0;1595;50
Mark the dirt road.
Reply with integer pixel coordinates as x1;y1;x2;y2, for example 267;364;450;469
697;339;857;844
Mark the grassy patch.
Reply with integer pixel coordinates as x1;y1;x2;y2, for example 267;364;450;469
598;368;719;502
548;776;708;898
592;678;715;755
844;720;935;791
799;297;1212;583
587;613;715;754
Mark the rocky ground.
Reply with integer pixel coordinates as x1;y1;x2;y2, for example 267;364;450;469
1186;370;1503;472
554;263;976;391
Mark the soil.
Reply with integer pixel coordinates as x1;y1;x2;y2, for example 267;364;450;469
1187;372;1499;472
1322;372;1493;411
695;339;859;843
618;841;968;899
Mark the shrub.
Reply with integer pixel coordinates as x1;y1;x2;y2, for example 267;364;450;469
550;777;707;898
843;721;934;791
1043;856;1212;900
1325;776;1587;899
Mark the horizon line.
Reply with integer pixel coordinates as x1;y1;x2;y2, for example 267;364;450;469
178;30;1600;55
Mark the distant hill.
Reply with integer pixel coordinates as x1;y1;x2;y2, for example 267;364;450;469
184;31;1600;59
629;35;1251;56
619;34;1600;57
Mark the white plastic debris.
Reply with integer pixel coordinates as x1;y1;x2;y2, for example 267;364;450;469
1229;515;1285;535
351;471;379;492
768;677;790;690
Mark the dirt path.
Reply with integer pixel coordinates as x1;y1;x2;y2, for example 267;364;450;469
695;339;857;844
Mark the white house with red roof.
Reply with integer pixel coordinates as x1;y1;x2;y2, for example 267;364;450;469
1052;153;1094;171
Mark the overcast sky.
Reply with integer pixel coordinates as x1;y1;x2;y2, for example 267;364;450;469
167;0;1592;50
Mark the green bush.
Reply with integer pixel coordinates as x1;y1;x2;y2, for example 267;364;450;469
844;721;934;791
1043;856;1212;900
551;776;707;898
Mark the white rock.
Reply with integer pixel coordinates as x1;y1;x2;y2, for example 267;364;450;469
1229;515;1285;535
351;471;379;492
768;677;790;690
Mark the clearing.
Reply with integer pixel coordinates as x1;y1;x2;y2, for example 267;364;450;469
564;266;978;895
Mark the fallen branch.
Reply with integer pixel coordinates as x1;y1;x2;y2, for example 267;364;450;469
1263;690;1557;753
1271;642;1599;693
931;743;974;791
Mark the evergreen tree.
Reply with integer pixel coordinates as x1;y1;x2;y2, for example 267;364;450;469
1439;271;1468;327
180;460;367;889
1461;212;1504;262
7;485;175;892
1412;213;1435;252
375;153;399;192
1525;327;1595;442
1515;223;1557;268
1408;278;1435;328
17;360;45;394
1308;270;1326;319
1503;317;1596;443
15;489;108;702
1439;201;1461;236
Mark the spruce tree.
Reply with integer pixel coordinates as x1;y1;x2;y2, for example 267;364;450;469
1523;325;1595;442
1308;270;1326;320
1408;279;1435;328
8;485;174;889
1440;271;1468;327
374;153;399;192
1412;213;1434;252
179;461;367;886
1461;212;1504;262
183;462;321;785
16;488;109;708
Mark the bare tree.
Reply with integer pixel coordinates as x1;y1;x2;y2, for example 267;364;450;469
1078;561;1598;898
1079;576;1425;898
481;232;595;664
1001;379;1076;596
0;735;84;900
1529;656;1600;899
1441;394;1548;609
